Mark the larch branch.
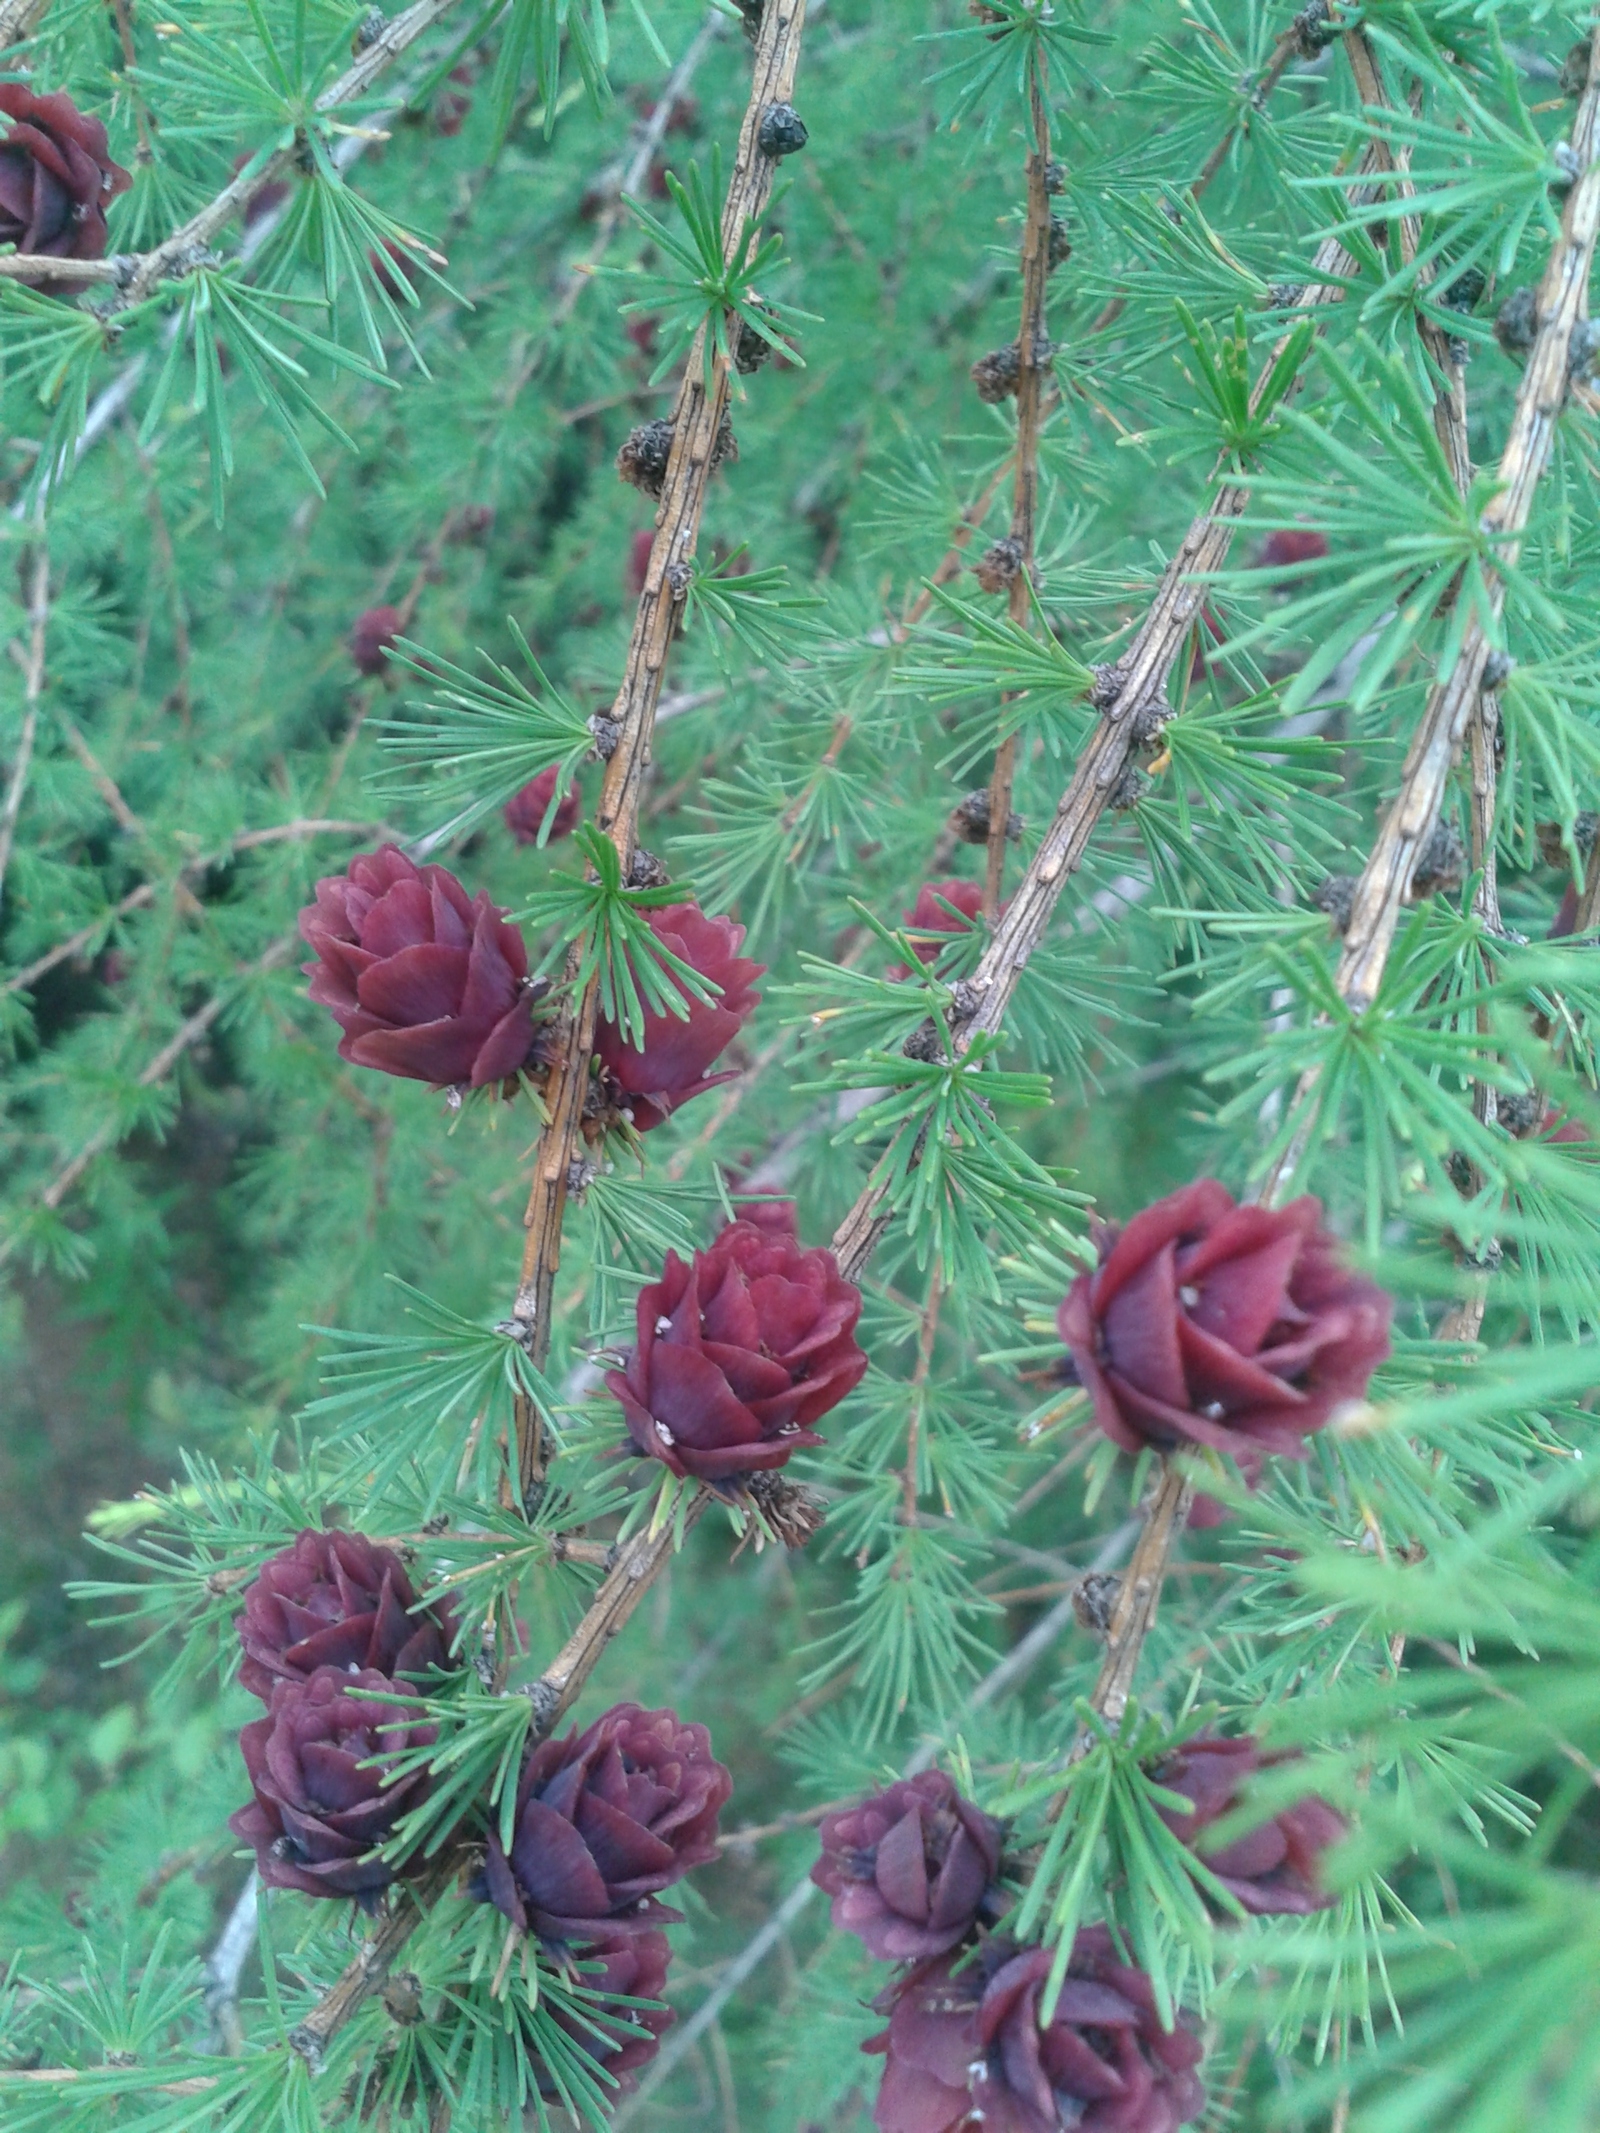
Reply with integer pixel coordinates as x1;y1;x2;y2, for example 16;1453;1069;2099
289;0;811;2062
983;73;1053;920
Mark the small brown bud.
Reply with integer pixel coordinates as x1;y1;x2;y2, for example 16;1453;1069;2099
757;103;808;159
382;1973;424;2026
1128;698;1170;747
1551;140;1582;191
1481;649;1515;691
1107;765;1149;811
974;536;1024;594
352;5;386;50
448;502;495;544
616;418;674;497
952;790;1022;844
971;343;1021;404
734;313;775;373
1497;1089;1542;1137
628;846;671;888
1043;158;1066;195
1047;215;1072;271
1535;813;1599;868
1089;661;1123;710
1560;38;1592;98
1073;1572;1121;1637
1293;0;1338;56
1313;874;1357;931
1495;287;1538;358
590;714;622;758
1569;318;1600;382
902;1018;946;1063
1410;823;1466;901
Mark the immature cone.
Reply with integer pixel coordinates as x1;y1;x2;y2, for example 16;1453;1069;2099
731;1195;797;1236
298;845;538;1088
231;149;291;231
0;87;131;264
236;1529;457;1700
1152;1733;1344;1916
606;1218;867;1484
593;902;764;1131
812;1771;1004;1961
892;880;984;976
350;604;402;676
504;766;580;845
547;1932;674;2089
482;1704;730;1940
868;1928;1205;2133
230;1667;433;1900
1057;1179;1391;1466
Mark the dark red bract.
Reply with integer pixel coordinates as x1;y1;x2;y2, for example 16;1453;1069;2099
1152;1733;1344;1917
1057;1180;1391;1466
593;902;763;1132
236;1529;456;1702
482;1703;730;1942
230;1667;432;1900
813;1771;1004;1962
869;1930;1205;2133
298;845;536;1088
505;766;580;845
605;1219;867;1484
350;604;403;676
0;87;130;262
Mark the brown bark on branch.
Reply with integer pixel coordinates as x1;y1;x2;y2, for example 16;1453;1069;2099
829;133;1384;1291
0;0;48;45
510;0;807;1394
983;76;1053;921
